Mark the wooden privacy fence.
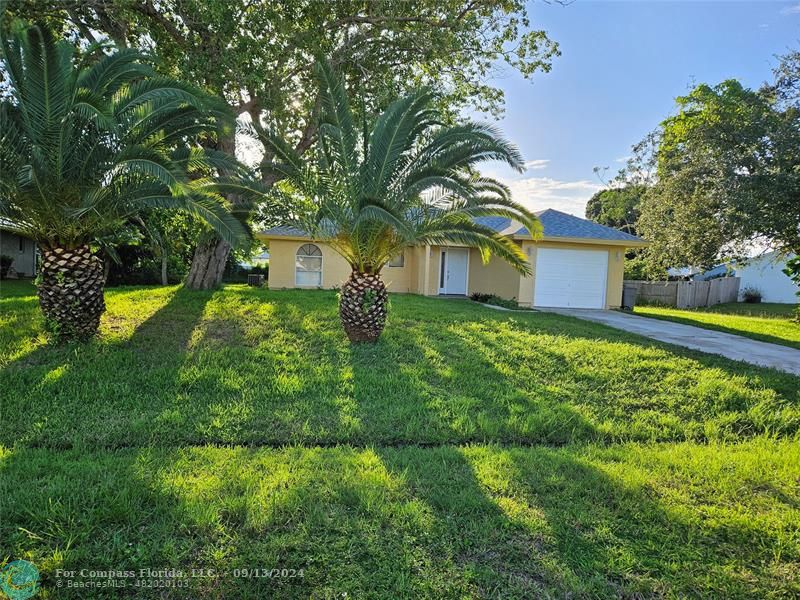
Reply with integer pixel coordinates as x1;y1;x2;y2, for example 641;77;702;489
624;278;740;309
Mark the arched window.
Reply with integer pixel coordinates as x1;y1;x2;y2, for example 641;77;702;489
296;243;323;286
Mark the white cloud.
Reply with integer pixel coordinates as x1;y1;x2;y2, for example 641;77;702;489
495;175;604;217
523;159;550;171
780;3;800;15
614;156;631;163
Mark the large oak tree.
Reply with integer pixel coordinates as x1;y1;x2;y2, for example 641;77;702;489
8;0;561;288
625;75;800;276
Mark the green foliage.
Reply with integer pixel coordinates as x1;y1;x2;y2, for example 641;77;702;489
7;1;560;278
623;253;651;280
782;256;800;320
261;58;541;275
10;1;560;123
361;287;378;313
585;185;649;278
106;210;206;285
0;21;252;249
0;253;13;278
784;256;800;285
631;76;800;274
469;292;523;310
741;286;763;304
585;186;642;235
221;258;269;284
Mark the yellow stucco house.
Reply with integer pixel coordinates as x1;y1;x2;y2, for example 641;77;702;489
258;209;647;309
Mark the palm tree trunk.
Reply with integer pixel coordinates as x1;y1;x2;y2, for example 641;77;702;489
339;271;388;343
38;244;106;341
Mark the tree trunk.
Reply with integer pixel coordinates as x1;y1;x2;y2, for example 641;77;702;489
161;252;169;285
185;237;230;290
185;131;235;290
38;244;106;342
339;271;389;343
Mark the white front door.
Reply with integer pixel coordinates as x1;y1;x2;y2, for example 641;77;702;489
534;248;608;308
439;248;469;295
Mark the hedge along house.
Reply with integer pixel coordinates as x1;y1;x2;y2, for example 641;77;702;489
259;209;648;309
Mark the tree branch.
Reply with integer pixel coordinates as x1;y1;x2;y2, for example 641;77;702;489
333;1;486;30
132;0;188;46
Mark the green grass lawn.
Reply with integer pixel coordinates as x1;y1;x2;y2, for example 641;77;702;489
1;280;799;598
635;302;800;350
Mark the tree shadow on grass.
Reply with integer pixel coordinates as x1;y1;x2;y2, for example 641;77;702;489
345;303;799;446
3;443;795;599
503;445;799;598
0;286;212;448
347;322;600;445
457;309;800;440
125;286;214;355
2;288;798;450
377;443;799;598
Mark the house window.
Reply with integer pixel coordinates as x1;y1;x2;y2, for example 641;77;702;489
296;243;322;286
18;236;24;253
387;252;404;267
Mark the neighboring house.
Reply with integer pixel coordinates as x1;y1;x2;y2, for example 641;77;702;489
0;229;37;278
259;209;648;309
666;266;702;279
695;251;798;303
238;250;270;269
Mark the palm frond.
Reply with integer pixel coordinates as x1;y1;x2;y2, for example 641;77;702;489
314;57;359;187
259;59;537;274
418;219;532;275
362;88;435;198
130;189;249;249
0;22;246;248
77;47;154;96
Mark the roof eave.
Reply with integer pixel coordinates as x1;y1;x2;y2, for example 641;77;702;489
513;233;649;247
256;232;312;242
257;231;650;247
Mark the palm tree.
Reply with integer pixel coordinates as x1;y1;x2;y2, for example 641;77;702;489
0;22;251;341
260;60;541;342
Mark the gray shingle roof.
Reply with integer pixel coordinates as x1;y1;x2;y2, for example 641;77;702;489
262;209;644;243
260;225;308;237
477;209;643;242
525;209;642;241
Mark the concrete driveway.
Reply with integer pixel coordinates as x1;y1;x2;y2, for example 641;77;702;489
543;308;800;376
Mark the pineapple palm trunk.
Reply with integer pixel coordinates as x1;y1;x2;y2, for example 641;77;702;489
38;245;106;341
339;271;388;343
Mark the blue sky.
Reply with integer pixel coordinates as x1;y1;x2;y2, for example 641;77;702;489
479;0;800;216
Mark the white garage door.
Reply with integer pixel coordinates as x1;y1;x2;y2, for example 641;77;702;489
534;248;608;309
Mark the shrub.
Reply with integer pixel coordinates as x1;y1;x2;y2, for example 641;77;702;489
470;292;523;310
742;286;762;303
470;292;493;303
782;257;800;322
222;262;269;283
0;255;13;279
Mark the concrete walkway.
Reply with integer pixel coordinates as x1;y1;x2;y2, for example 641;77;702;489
542;308;800;376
